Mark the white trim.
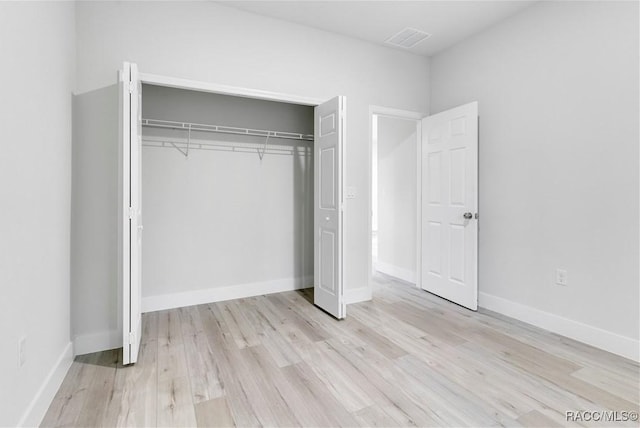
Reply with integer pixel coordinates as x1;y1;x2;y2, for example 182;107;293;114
18;342;73;427
74;330;121;356
368;105;423;297
344;286;373;304
415;118;423;290
375;261;417;284
479;292;640;362
139;72;324;106
142;276;313;313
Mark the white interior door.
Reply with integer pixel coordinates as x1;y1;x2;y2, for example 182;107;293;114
421;102;478;310
314;96;346;319
120;62;143;364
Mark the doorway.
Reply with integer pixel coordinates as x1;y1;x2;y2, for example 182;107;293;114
369;107;422;290
370;103;479;311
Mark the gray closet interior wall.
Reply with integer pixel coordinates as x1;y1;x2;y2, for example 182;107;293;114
141;85;314;300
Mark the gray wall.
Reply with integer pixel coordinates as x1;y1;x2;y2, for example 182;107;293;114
71;86;120;353
376;116;417;281
141;85;314;299
430;1;639;343
0;2;75;426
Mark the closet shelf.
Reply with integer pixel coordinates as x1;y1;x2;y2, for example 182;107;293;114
141;136;312;157
141;118;314;142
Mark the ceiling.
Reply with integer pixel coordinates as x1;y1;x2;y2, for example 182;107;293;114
218;1;536;57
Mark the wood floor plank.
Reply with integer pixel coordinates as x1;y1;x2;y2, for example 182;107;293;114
396;353;518;427
237;345;301;426
247;345;340;427
74;349;119;428
178;305;205;337
267;293;331;342
40;353;99;427
353;405;402;427
517;409;563;427
322;338;443;427
158;308;184;345
259;326;303;368
106;339;158;428
571;366;640;405
281;362;360;427
342;316;408;359
195;397;236;427
349;300;426;339
202;330;261;427
42;274;640;428
157;337;189;382
182;331;224;404
382;300;468;346
157;376;197;427
455;341;624;420
300;340;375;412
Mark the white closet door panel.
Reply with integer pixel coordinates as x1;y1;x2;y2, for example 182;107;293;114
314;96;346;319
121;62;143;364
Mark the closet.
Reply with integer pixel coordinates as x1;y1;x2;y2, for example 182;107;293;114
119;62;346;364
141;84;315;303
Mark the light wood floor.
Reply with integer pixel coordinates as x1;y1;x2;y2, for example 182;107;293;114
42;275;639;427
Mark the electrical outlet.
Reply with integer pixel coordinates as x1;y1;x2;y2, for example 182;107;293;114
556;269;568;286
18;336;26;368
346;187;357;199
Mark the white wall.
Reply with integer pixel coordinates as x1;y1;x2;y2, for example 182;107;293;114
430;1;639;358
0;2;75;426
72;1;429;349
376;116;417;282
141;85;314;304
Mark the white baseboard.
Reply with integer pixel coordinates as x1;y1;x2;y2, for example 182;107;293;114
375;261;416;284
344;286;372;304
142;276;313;313
18;342;73;427
479;292;640;362
73;329;121;356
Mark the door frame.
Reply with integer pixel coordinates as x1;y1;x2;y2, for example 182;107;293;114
139;73;324;106
368;106;423;292
124;70;343;324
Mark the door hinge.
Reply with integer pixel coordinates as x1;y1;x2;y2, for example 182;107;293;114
128;207;135;219
128;81;135;93
127;332;136;345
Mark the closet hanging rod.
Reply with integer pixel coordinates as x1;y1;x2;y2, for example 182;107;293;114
141;118;314;142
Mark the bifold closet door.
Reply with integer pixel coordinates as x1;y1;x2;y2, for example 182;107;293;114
421;101;478;310
314;96;346;319
120;62;143;364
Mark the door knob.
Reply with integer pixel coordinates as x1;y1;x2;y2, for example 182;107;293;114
463;212;473;219
325;216;330;222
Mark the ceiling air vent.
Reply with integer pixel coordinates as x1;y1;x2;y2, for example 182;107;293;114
385;27;431;49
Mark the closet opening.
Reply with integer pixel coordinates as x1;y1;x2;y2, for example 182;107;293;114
140;84;315;311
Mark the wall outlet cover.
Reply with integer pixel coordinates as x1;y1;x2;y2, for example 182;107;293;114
346;186;357;199
555;269;568;286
